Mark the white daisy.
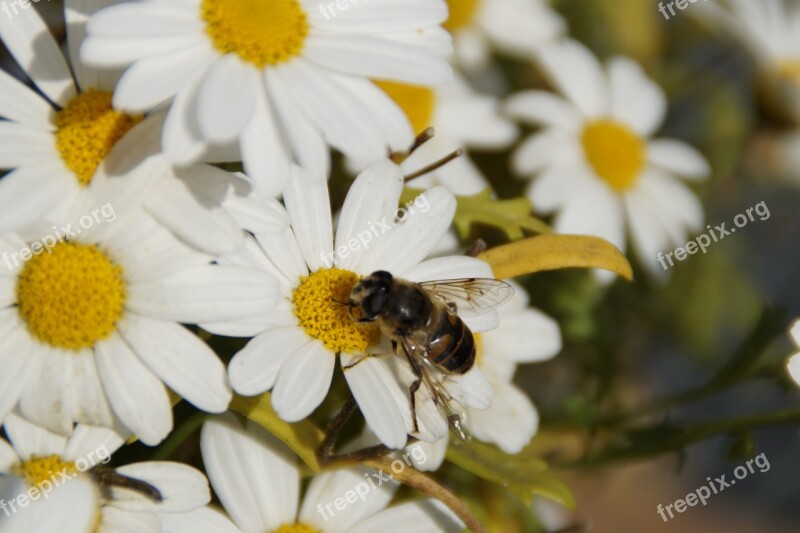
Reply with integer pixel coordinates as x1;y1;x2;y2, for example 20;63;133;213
443;0;565;72
0;2;248;255
80;0;455;196
0;413;210;533
786;319;800;386
0;210;278;445
156;414;462;533
407;281;562;470
211;159;497;449
505;39;711;279
354;76;518;196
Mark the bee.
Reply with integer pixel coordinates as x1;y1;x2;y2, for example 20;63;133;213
346;271;513;440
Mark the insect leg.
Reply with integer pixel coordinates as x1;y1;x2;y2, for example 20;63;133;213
342;352;386;371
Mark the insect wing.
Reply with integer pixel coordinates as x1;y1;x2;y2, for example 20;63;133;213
418;278;513;318
418;356;472;441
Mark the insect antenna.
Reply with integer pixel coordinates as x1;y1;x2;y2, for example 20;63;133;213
404;148;464;183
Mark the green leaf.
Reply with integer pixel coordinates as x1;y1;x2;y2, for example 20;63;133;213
446;440;576;510
229;393;325;472
402;187;552;240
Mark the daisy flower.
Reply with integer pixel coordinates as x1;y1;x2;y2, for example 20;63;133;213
0;3;247;255
212;159;497;449
0;413;210;533
406;281;562;470
505;39;711;279
0;210;278;445
354;76;518;195
443;0;565;72
786;319;800;386
156;414;462;533
80;0;455;195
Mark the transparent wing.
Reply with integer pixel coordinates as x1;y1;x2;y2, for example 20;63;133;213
417;355;471;442
418;278;514;318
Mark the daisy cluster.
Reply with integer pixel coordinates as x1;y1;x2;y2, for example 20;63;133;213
6;0;788;530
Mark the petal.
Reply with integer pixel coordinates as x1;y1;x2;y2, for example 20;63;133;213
0;319;34;423
348;500;463;533
647;139;711;180
404;439;446;472
470;380;538;454
157;506;242;533
449;367;494;410
334;159;405;272
535;40;609;119
0;3;76;105
788;352;800;387
99;507;161;533
228;326;311;397
0;164;71;235
70;349;115;428
511;130;580;179
200;414;299;532
482;308;562;363
111;462;210;512
0;69;55;128
503;91;583;131
18;344;75;436
95;334;173;446
608;57;667;137
162;83;208;166
282;165;334;271
118;315;232;413
271;341;335;422
308;0;447;32
3;411;66;460
63;425;125;464
197;55;260;143
0;121;60;168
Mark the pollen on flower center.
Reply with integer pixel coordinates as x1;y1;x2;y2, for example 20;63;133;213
202;0;309;68
55;89;143;187
275;524;320;533
375;81;437;135
292;268;381;354
13;456;79;490
581;119;646;191
443;0;482;33
16;242;127;351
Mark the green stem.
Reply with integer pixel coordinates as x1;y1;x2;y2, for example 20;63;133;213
151;412;208;460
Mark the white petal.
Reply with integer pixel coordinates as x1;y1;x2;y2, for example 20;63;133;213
162;84;209;166
63;425;125;464
95;334;173;446
343;354;411;450
348;500;463;533
0;164;72;235
511;129;579;178
228;326;310;397
157;506;242;533
525;161;587;213
3;411;66;460
197;55;259;143
0;3;76;105
623;187;673;281
0;438;18;472
118;315;232;413
112;462;210;512
100;507;161;533
126;265;278;324
0;121;60;168
358;187;456;276
608;57;667;137
470;380;538;454
404;439;446;472
788;352;800;387
283;165;333;271
647;139;711;180
271;341;335;422
18;344;75;436
553;178;626;253
450;367;493;410
308;0;447;32
535;40;609;119
0;319;34;423
334;159;404;272
504;91;583;131
0;69;55;128
300;467;397;532
482;308;562;363
70;349;115;428
200;414;299;532
303;34;452;85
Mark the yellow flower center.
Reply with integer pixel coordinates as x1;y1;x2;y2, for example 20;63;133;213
16;242;127;351
292;268;381;354
581;119;646;191
202;0;309;68
55;89;143;187
12;456;79;491
275;524;320;533
375;81;437;135
443;0;482;33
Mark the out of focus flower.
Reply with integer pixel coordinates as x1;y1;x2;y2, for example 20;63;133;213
372;77;518;195
443;0;565;72
0;4;246;255
408;281;562;470
156;415;462;533
0;414;210;533
0;212;278;444
786;320;800;386
214;160;496;449
506;40;710;279
81;0;454;195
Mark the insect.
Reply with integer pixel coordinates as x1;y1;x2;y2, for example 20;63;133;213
345;271;513;440
90;469;163;503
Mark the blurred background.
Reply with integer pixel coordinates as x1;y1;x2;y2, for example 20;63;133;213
3;0;799;532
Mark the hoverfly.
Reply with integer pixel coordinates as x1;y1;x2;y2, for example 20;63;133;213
346;271;513;440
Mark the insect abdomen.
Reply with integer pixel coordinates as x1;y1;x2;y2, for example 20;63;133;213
430;313;475;374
